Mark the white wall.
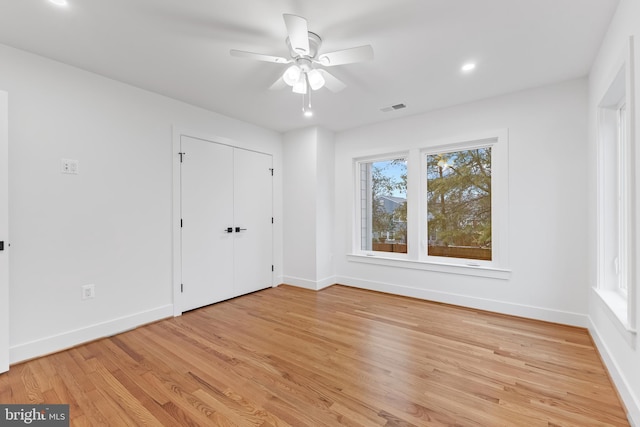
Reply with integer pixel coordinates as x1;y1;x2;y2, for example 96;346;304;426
588;0;640;423
334;78;589;326
283;127;318;288
282;126;335;289
315;127;335;286
0;43;283;363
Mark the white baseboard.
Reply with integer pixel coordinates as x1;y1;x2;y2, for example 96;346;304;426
273;275;284;287
10;304;174;364
335;276;589;327
589;318;640;427
282;275;335;291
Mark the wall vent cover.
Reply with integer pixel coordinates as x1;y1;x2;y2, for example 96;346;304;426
381;103;407;112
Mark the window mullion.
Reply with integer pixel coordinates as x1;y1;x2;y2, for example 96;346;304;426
406;148;421;260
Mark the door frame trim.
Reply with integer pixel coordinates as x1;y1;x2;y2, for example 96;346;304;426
172;128;181;317
1;91;10;372
172;128;274;317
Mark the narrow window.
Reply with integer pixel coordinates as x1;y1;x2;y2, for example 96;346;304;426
426;147;492;261
359;158;407;254
596;51;636;333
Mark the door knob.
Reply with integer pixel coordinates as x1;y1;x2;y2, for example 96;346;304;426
225;227;233;233
235;227;247;232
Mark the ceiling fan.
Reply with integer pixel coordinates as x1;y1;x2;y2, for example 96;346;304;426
230;14;373;100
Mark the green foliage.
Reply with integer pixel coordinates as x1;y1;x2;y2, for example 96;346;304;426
371;160;407;242
427;148;491;248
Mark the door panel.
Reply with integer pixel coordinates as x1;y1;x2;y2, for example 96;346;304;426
233;149;273;296
1;91;9;372
180;136;273;313
180;136;234;311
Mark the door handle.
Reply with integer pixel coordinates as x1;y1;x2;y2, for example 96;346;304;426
224;227;233;233
235;227;247;232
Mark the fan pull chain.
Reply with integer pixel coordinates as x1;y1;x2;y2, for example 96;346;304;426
300;73;313;117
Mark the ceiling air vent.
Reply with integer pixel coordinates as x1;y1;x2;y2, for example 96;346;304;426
380;103;407;113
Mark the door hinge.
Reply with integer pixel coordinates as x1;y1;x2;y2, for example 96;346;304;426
181;283;184;293
179;152;185;163
271;217;274;224
269;168;274;176
272;265;274;272
181;219;183;228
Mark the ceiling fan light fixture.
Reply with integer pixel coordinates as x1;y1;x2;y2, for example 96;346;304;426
307;69;325;91
282;65;301;86
292;74;308;94
229;13;374;115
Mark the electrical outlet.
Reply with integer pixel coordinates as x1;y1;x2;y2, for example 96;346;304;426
81;284;95;300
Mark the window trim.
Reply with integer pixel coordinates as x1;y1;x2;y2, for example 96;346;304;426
354;152;410;260
616;102;629;299
595;36;637;337
351;129;510;279
347;253;511;280
421;139;497;267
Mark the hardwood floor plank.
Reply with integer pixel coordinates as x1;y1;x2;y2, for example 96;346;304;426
0;285;630;426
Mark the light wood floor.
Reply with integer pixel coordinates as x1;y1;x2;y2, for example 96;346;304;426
0;285;630;426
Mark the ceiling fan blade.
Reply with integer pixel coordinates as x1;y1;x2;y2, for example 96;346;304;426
269;76;288;91
318;45;374;66
283;14;310;56
230;49;291;64
317;69;346;93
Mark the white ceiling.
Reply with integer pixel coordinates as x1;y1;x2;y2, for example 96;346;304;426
0;0;619;133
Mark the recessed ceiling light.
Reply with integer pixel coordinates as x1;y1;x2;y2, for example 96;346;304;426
461;63;476;72
49;0;68;6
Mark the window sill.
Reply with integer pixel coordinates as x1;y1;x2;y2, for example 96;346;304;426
347;254;511;280
593;288;637;344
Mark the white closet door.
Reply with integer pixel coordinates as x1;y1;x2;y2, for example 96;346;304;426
233;149;273;296
1;91;9;372
180;136;235;311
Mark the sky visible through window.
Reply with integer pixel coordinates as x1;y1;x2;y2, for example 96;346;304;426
378;160;406;198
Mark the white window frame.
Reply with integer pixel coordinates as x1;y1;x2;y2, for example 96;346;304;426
616;102;629;299
350;129;510;280
354;152;409;260
595;38;637;337
421;138;503;268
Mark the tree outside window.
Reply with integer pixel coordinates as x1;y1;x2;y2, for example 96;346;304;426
360;159;407;254
426;148;491;261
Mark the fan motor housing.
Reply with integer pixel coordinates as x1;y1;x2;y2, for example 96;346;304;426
286;32;322;59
